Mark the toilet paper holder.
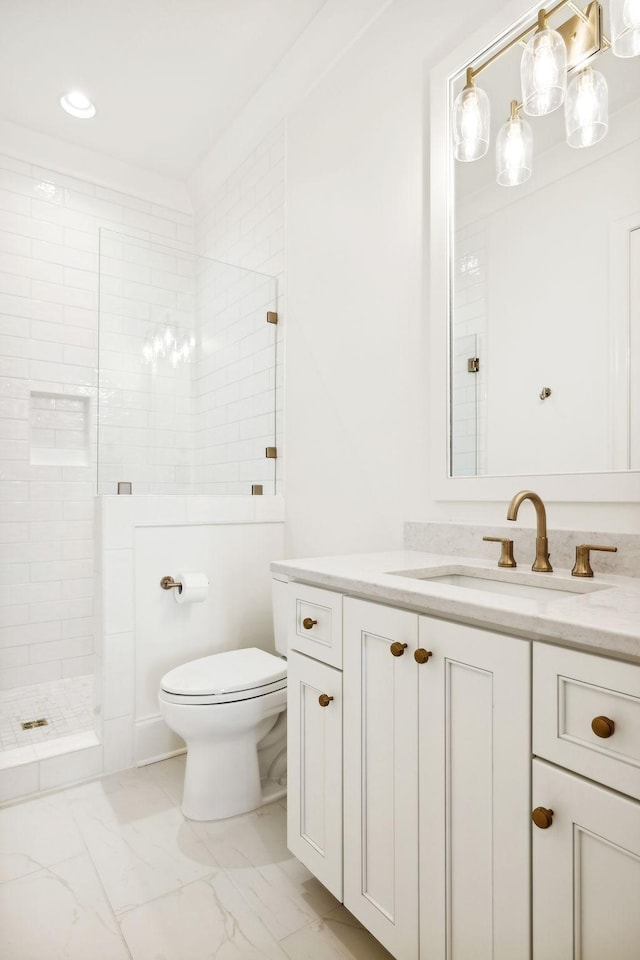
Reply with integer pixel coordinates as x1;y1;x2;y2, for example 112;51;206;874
160;576;182;593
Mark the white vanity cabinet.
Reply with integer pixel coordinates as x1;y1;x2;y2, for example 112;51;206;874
279;575;640;960
284;582;344;900
343;598;531;960
287;650;343;899
531;644;640;960
343;600;421;959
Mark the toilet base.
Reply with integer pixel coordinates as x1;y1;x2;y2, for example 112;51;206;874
158;683;287;822
182;736;263;821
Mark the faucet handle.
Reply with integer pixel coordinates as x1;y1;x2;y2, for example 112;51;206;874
483;536;517;568
572;544;618;578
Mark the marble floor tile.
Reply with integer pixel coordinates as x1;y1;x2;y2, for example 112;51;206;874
193;798;291;869
119;871;288;960
1;756;391;960
225;854;341;941
0;853;131;960
143;752;186;804
0;790;86;883
193;799;339;939
69;767;218;914
279;904;395;959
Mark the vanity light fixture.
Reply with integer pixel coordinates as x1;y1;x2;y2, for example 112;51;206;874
60;90;96;119
452;68;491;161
453;0;638;184
521;9;568;115
496;100;533;184
565;66;609;144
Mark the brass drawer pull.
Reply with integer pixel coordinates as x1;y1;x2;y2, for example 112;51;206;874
414;648;432;664
302;617;317;630
532;807;554;829
390;642;408;657
318;694;334;707
591;715;615;739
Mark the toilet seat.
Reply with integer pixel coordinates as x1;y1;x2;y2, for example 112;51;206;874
159;647;287;706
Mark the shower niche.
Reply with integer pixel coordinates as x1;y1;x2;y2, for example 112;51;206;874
30;391;91;467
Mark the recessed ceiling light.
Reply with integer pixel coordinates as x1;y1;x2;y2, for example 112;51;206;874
60;91;96;119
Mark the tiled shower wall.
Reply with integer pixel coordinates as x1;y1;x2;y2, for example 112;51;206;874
0;152;194;694
193;259;277;494
194;122;285;495
97;232;197;495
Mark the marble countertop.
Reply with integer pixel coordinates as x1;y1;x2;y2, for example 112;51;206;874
271;550;640;663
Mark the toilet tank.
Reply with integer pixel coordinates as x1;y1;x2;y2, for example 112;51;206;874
272;574;289;656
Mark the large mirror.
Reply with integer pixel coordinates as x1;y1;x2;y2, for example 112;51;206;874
447;0;640;480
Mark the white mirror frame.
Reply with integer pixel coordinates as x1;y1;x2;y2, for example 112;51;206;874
429;0;640;503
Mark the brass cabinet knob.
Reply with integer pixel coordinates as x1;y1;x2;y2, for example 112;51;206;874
414;648;432;664
591;715;615;738
318;693;334;707
532;807;554;829
390;642;408;657
302;617;317;630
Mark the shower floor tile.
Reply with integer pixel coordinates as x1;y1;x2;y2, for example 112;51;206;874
0;676;95;752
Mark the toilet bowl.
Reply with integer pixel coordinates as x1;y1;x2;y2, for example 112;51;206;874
158;647;287;821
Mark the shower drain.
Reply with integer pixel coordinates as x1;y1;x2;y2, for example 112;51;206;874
21;718;48;730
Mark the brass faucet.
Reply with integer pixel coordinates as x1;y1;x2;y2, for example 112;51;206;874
506;490;553;572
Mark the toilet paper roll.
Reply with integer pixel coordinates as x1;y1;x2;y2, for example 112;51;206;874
174;572;209;604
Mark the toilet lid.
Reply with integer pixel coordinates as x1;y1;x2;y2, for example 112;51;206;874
160;647;287;697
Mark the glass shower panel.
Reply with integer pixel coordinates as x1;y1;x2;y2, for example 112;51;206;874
98;230;278;495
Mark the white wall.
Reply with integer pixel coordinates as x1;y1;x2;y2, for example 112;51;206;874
189;0;640;548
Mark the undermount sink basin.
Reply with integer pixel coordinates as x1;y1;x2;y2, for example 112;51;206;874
389;566;610;602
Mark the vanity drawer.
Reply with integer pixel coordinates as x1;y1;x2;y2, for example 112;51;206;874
533;643;640;801
287;583;343;668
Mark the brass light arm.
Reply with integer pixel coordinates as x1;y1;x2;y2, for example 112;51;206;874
468;1;572;80
466;0;610;84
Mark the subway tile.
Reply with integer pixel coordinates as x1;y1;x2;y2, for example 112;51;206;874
0;620;62;648
29;597;92;623
29;635;93;664
62;616;94;639
102;715;134;774
0;759;39;802
38;743;102;791
62;654;95;677
0;659;61;689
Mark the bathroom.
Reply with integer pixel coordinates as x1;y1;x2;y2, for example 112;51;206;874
1;0;639;957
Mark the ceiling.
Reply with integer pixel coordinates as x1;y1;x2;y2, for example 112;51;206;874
0;0;328;180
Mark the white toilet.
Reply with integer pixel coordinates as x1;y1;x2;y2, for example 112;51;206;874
158;645;287;821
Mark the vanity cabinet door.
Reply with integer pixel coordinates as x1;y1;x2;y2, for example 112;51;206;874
418;616;531;960
287;651;343;899
532;759;640;960
343;598;420;960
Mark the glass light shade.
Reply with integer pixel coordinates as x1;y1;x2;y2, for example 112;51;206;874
610;0;640;57
496;115;533;186
565;68;608;147
451;83;490;161
521;27;567;115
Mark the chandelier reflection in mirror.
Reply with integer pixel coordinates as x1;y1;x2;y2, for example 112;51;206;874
452;0;640;185
142;317;196;371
